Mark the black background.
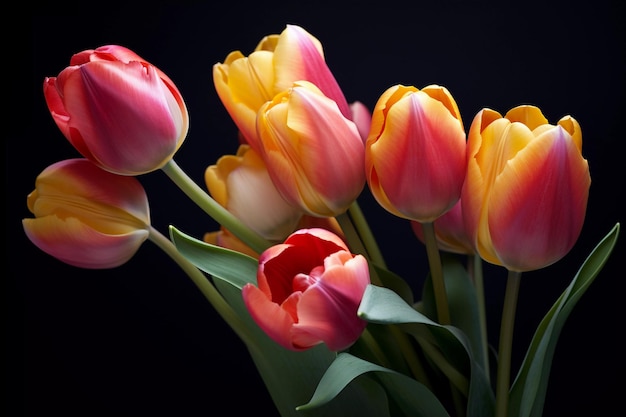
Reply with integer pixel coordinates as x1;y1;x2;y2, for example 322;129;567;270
8;2;625;416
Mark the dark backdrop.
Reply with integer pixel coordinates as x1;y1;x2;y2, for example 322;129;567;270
9;2;624;416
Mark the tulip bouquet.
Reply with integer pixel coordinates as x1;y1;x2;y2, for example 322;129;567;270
23;24;619;417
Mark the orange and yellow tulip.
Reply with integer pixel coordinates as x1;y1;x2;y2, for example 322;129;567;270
205;144;303;243
256;81;365;217
365;84;467;222
22;159;150;269
462;105;590;272
213;24;350;153
242;228;370;351
44;45;188;175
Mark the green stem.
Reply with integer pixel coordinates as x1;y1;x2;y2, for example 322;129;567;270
470;254;490;379
347;201;387;268
495;270;522;417
338;210;430;388
148;225;252;345
421;222;450;325
336;211;373;273
160;159;272;254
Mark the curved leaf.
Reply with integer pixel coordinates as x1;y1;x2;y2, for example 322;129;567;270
169;225;257;288
359;284;495;417
508;223;620;417
297;352;450;417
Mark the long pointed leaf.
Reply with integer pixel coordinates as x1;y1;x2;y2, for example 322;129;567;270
509;223;620;417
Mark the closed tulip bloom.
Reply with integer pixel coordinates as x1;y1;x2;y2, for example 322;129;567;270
22;159;150;269
411;199;474;255
44;45;189;175
365;84;467;222
256;81;365;217
205;144;303;242
213;24;350;152
242;228;370;352
462;105;590;272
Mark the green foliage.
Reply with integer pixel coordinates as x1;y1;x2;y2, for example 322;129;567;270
508;223;620;417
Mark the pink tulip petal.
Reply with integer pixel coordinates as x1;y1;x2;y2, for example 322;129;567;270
242;283;302;350
23;216;148;269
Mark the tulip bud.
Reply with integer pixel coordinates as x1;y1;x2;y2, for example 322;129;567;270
205;144;303;242
462;105;590;271
213;24;350;152
44;45;189;175
242;228;370;351
365;84;467;222
22;159;151;268
256;81;365;217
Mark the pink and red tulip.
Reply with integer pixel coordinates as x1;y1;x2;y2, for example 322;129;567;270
411;199;474;255
22;158;151;269
213;24;350;153
242;228;370;352
205;144;303;243
365;84;467;222
462;105;590;272
44;45;189;175
256;81;365;217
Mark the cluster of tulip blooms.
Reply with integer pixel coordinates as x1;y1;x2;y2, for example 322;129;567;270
23;25;619;417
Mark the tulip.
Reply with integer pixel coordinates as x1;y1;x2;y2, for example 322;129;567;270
350;101;372;142
213;24;350;153
256;81;365;217
365;84;467;222
22;158;150;269
205;144;303;243
462;105;590;272
44;45;189;175
242;228;370;351
411;199;474;255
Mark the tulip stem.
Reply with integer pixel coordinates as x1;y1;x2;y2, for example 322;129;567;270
147;226;252;346
161;159;272;254
495;270;522;417
347;201;387;268
469;254;490;379
421;222;451;325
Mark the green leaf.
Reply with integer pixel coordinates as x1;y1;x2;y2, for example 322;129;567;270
373;262;415;305
169;226;257;289
359;284;496;417
297;352;451;417
422;254;487;373
508;223;620;417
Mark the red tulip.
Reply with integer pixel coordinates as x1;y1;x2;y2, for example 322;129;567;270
242;228;370;351
44;45;189;175
22;159;150;269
